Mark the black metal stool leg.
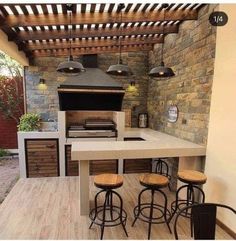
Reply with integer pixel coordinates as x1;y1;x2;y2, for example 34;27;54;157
160;189;172;233
115;190;128;237
190;212;194;238
189;185;194;237
89;190;105;229
109;191;113;221
100;191;109;240
169;185;187;223
147;189;155;240
132;188;148;227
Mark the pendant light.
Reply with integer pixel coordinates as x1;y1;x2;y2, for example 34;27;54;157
148;4;175;78
57;8;85;75
107;4;132;76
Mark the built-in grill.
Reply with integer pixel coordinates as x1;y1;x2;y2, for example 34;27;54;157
67;119;117;138
58;55;125;111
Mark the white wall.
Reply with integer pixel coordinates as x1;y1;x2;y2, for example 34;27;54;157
205;4;236;232
0;30;29;66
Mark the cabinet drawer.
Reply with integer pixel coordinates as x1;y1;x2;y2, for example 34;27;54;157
25;139;59;178
65;145;118;176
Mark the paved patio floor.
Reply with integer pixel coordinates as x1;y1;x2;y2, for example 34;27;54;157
0;156;19;203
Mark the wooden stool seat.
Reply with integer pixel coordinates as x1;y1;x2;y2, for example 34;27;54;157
139;173;169;188
178;170;207;185
94;173;123;189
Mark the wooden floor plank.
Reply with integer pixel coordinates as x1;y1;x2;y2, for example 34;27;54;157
0;175;233;239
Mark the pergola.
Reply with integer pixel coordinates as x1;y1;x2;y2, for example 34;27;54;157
0;3;204;63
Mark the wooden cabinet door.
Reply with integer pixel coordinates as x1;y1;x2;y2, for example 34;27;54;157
124;159;152;173
66;145;79;176
90;160;118;175
65;145;118;176
25;139;59;178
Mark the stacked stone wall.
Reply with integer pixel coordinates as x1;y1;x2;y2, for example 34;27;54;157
25;52;149;127
148;5;217;145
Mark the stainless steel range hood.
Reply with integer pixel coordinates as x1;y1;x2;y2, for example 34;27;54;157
58;55;125;111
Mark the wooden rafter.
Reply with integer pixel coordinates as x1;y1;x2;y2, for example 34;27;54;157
0;3;204;58
27;37;163;50
16;25;178;41
1;10;198;28
32;44;153;57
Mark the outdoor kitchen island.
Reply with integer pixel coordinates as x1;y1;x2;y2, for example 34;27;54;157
71;128;206;215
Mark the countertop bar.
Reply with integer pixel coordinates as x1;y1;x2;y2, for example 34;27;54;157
71;128;206;161
71;128;206;215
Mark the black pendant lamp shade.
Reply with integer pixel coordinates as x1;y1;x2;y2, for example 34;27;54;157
57;55;85;74
148;61;175;77
148;4;175;78
57;8;85;75
107;4;132;76
106;58;132;76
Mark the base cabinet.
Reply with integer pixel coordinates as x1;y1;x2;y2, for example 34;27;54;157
65;145;118;176
25;139;59;177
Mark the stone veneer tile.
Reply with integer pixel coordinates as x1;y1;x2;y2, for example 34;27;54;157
147;5;217;146
25;52;149;126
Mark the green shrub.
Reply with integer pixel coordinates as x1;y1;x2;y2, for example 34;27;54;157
18;113;40;131
0;149;9;157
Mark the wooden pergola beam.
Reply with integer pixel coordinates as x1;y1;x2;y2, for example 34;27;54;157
16;25;178;41
27;37;163;50
32;45;153;57
1;10;198;28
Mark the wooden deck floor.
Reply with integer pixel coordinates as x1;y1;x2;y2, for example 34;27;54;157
0;174;232;240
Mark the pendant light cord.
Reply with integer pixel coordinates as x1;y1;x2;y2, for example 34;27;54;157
69;11;72;58
118;8;123;64
161;6;166;64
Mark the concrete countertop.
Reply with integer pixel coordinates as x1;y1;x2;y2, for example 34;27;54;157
72;128;206;161
17;131;59;139
124;128;203;144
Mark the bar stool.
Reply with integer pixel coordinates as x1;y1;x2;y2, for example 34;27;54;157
89;173;128;240
170;170;207;220
153;158;172;191
132;173;172;240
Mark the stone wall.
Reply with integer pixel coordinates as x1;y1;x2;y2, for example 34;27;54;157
25;52;149;126
147;5;217;145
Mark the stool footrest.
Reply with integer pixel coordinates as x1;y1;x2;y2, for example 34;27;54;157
89;205;127;227
133;203;171;224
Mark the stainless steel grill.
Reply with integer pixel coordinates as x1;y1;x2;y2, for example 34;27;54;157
67;119;117;138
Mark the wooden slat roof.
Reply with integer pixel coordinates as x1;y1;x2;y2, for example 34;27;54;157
0;3;204;59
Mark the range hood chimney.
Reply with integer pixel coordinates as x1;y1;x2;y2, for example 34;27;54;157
82;54;98;68
58;55;125;111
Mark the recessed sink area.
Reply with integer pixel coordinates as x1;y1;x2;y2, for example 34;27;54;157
124;137;146;141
